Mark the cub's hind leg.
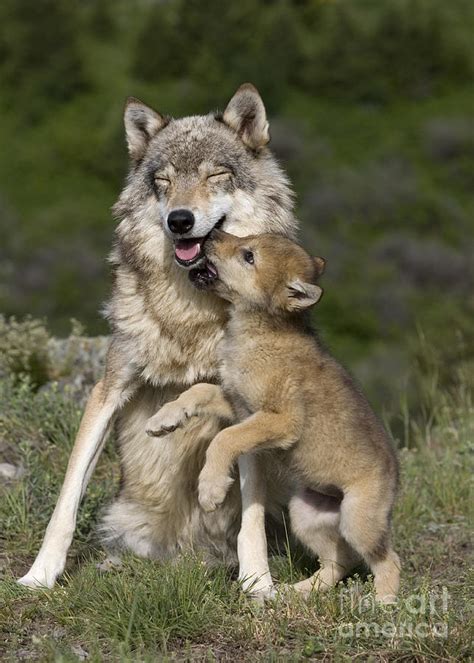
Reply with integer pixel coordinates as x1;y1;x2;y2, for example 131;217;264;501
289;488;360;596
339;482;400;604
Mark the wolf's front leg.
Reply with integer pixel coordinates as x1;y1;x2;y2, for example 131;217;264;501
18;350;137;589
146;382;233;438
237;453;274;600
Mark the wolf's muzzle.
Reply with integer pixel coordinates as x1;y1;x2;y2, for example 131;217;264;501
173;215;226;268
167;209;195;235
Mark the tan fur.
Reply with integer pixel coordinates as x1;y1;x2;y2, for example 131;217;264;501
149;231;401;603
19;84;296;590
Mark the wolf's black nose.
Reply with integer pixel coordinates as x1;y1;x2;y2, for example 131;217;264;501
167;209;195;234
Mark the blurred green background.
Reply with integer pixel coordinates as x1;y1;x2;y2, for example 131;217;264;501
0;0;473;416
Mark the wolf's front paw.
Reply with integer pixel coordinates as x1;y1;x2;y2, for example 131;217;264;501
198;468;234;512
249;586;277;604
18;559;63;590
146;400;192;437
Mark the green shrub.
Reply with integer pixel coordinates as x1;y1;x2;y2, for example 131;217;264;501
300;0;474;102
0;315;50;385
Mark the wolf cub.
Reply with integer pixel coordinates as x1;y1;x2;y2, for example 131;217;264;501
147;230;401;602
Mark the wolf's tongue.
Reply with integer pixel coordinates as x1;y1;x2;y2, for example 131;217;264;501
175;239;201;262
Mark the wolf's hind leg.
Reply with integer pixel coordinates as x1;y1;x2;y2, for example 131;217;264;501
146;383;233;437
289;489;360;596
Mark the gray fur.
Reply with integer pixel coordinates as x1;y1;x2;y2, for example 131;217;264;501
99;85;298;563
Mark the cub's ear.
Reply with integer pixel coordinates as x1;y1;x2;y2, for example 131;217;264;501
223;83;270;151
124;97;167;161
314;256;326;277
286;279;323;311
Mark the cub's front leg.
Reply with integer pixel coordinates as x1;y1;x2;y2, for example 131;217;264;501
198;410;296;512
146;382;233;437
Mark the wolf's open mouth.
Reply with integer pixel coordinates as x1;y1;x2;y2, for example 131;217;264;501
174;216;226;268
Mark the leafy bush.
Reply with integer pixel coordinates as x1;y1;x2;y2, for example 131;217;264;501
0;316;50;385
0;316;107;388
0;0;87;118
424;118;474;161
300;0;474;102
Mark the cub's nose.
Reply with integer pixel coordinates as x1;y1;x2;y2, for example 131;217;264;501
167;209;195;234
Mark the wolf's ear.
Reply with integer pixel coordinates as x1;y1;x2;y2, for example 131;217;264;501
313;256;326;277
223;83;270;151
286;279;323;311
124;97;166;160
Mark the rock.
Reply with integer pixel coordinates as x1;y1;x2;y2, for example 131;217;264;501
71;644;89;660
0;462;24;480
96;555;123;573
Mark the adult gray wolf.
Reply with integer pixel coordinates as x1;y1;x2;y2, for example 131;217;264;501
18;84;297;593
147;231;401;603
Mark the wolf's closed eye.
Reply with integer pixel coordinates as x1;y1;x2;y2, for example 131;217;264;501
207;172;231;181
154;175;171;187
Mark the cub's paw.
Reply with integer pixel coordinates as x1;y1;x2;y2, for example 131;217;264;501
146;401;193;437
198;469;234;512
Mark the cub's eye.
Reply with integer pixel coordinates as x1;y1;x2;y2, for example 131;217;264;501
243;250;254;265
154;176;170;186
207;171;231;181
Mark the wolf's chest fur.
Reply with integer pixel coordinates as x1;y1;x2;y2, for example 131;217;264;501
105;176;295;390
107;254;229;387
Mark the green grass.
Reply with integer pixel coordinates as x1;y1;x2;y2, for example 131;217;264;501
0;371;472;661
